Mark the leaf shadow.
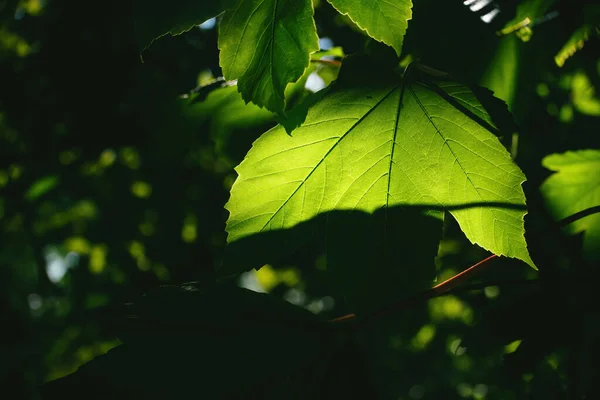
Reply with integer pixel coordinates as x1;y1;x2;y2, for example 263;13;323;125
222;202;526;314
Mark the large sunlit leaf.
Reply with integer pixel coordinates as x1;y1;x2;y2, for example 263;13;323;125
225;58;535;283
134;0;233;50
326;0;412;56
540;150;600;260
218;0;319;115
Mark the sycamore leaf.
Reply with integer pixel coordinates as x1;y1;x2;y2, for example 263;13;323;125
540;150;600;260
134;0;233;51
218;0;319;115
277;48;344;133
326;0;412;56
225;58;535;276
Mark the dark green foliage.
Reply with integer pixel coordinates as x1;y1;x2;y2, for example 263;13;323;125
1;0;599;399
41;284;339;399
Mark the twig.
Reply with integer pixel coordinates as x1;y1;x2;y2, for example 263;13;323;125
310;59;342;67
328;201;599;326
557;206;600;227
329;255;501;326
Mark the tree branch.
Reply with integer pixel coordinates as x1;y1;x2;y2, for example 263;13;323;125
557;206;600;227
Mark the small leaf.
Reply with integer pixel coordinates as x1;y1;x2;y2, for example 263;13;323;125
570;71;600;117
496;0;555;40
276;48;344;133
326;0;412;56
541;150;600;260
133;0;234;51
25;175;59;202
188;85;275;153
555;24;599;67
218;0;319;115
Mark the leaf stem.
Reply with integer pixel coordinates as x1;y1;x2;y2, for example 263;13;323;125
310;59;342;67
329;255;500;326
328;202;597;326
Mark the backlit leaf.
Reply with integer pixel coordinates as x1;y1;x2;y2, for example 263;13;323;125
218;0;319;115
555;25;599;67
326;0;412;56
541;150;600;260
225;58;535;283
134;0;233;50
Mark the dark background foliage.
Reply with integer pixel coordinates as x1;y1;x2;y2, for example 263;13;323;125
1;0;598;398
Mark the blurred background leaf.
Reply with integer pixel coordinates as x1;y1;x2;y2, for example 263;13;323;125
0;0;598;398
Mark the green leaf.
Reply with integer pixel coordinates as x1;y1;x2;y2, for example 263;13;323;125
218;0;319;115
225;58;535;280
481;35;520;111
276;48;344;133
555;24;600;67
188;85;275;154
571;71;600;116
497;0;555;41
134;0;233;51
326;0;412;56
540;150;600;260
25;175;59;202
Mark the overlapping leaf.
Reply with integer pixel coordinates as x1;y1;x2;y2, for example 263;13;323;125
218;0;319;115
540;150;600;260
225;59;535;275
134;0;233;50
327;0;412;55
41;284;355;399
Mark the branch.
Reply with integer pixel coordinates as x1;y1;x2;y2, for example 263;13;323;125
557;206;600;227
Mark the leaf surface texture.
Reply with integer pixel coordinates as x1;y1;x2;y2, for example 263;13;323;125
541;149;600;260
225;59;535;270
218;0;319;114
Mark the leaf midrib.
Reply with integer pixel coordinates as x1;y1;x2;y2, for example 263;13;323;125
407;84;502;247
256;85;400;233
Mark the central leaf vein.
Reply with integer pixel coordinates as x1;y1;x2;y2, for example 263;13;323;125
258;85;399;232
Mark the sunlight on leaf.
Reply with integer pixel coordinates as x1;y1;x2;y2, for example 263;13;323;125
326;0;412;56
25;175;59;202
225;58;535;270
410;324;436;351
218;0;319;114
131;181;152;198
89;245;107;274
496;0;555;40
134;0;233;50
541;150;600;260
571;72;600;116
